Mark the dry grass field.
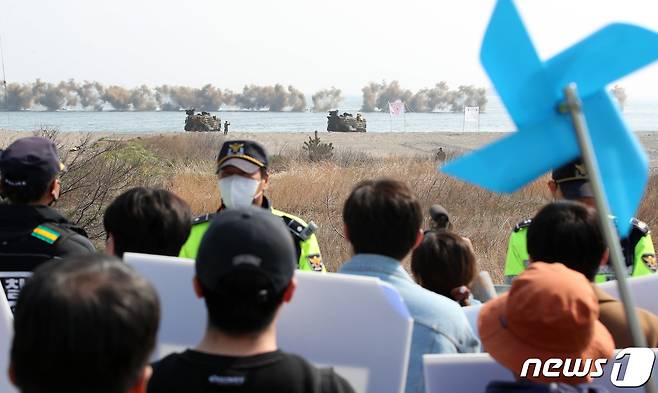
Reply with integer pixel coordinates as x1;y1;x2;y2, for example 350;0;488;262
3;130;657;283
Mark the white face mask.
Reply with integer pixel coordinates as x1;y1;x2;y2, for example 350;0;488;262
218;176;261;208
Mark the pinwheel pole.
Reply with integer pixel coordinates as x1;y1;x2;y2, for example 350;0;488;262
562;84;656;393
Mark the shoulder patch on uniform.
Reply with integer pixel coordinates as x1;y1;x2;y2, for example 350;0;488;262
514;219;532;232
280;215;309;241
631;218;650;235
307;254;324;272
192;213;215;225
31;225;61;244
642;253;657;272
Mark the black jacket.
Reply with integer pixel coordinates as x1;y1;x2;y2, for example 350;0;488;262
0;204;95;310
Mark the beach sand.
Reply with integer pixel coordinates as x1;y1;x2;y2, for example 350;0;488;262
159;131;658;168
3;130;658;167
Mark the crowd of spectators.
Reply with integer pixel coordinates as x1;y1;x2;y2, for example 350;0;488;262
2;136;658;393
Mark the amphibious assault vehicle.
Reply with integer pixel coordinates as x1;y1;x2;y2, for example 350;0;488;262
326;110;366;132
184;109;221;132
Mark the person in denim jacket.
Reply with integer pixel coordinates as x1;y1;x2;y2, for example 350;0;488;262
338;179;480;393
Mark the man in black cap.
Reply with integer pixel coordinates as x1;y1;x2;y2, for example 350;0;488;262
149;206;354;393
504;159;655;283
178;140;325;272
0;136;95;311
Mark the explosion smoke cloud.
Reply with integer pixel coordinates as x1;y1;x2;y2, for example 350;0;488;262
0;80;309;112
235;84;307;112
312;87;343;112
360;80;488;113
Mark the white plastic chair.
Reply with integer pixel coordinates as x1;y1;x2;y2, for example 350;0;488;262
125;252;413;393
423;353;510;393
124;253;205;357
277;270;412;393
423;350;658;393
0;288;18;393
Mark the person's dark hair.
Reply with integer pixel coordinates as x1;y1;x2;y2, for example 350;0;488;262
411;231;477;306
10;254;160;393
103;187;192;257
200;270;285;335
343;179;422;260
527;200;605;281
0;174;54;204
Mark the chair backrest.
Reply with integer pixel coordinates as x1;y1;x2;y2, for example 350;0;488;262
125;252;413;393
423;353;511;393
277;270;413;393
463;274;658;338
124;253;205;356
424;350;658;393
0;287;18;393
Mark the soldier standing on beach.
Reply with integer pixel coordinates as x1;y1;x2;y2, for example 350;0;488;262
504;159;656;284
179;140;325;272
223;121;230;135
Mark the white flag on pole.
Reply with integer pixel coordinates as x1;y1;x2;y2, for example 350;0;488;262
463;106;480;131
388;100;405;116
464;106;480;122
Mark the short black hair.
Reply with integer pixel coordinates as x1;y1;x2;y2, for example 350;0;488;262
0;174;54;204
343;179;422;260
10;254;160;393
527;201;605;281
411;231;476;301
200;270;285;335
103;187;192;257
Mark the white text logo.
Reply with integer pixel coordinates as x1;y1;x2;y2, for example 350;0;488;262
520;348;656;388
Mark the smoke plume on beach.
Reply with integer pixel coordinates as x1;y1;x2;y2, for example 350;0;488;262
312;87;343;112
234;84;307;112
0;80;308;112
361;80;487;113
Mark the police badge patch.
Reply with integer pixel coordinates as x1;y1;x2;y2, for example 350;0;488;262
642;253;657;272
228;143;245;156
307;254;323;272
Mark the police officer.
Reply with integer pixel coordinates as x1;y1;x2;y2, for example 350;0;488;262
179;140;325;272
504;159;655;284
0;137;95;310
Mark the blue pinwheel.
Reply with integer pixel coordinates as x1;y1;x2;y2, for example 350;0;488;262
441;0;658;236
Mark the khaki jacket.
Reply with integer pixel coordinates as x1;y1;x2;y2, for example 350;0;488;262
594;285;658;348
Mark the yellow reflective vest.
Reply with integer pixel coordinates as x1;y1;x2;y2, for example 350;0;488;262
504;218;656;283
179;199;325;272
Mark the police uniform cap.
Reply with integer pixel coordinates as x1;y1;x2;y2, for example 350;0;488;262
216;140;268;174
0;137;64;188
551;159;593;200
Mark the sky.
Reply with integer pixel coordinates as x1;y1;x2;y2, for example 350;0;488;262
1;0;657;98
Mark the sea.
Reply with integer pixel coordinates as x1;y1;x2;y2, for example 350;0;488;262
0;95;657;134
